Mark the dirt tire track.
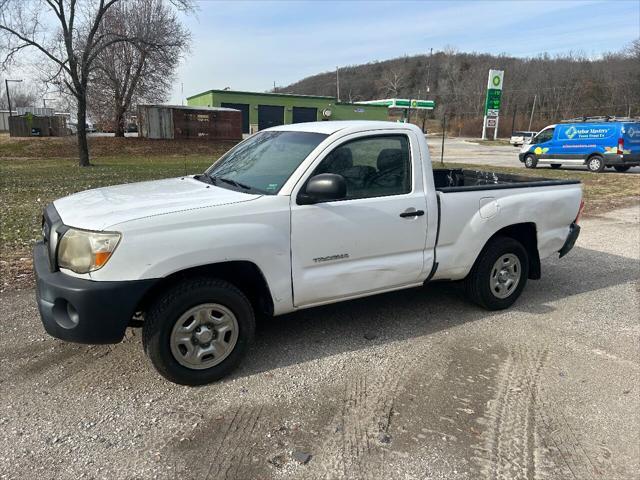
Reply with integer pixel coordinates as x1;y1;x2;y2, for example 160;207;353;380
473;347;551;479
311;351;417;480
203;405;264;480
118;404;264;479
473;347;609;480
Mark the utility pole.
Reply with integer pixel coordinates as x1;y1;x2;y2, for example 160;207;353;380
425;47;433;94
336;66;340;102
511;105;517;134
528;94;537;131
5;79;22;117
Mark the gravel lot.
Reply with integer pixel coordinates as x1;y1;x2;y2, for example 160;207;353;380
427;136;640;173
1;206;638;480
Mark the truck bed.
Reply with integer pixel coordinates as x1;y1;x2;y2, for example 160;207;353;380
433;168;580;192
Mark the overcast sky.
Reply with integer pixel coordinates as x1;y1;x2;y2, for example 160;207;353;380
169;0;639;103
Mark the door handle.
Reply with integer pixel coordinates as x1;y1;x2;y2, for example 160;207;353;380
399;209;424;218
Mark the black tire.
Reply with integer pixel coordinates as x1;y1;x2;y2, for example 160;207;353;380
524;154;537;169
586;155;605;173
464;236;529;310
614;165;631;172
143;277;255;385
550;163;562;169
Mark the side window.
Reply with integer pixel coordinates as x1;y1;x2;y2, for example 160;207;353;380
536;128;554;143
313;135;411;200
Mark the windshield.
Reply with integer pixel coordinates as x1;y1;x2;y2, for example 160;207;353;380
205;131;328;194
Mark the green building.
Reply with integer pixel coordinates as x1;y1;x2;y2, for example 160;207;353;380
186;89;389;134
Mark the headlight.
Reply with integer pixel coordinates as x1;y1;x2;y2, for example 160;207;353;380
57;228;121;274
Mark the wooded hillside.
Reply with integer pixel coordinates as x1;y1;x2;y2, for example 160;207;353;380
280;41;639;136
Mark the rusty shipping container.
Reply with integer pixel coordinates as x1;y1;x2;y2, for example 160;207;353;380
138;105;242;141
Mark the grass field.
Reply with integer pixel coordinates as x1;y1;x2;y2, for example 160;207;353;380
1;135;638;291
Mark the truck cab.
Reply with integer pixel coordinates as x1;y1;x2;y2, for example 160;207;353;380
519;118;640;172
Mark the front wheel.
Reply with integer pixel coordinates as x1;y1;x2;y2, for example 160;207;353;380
143;277;255;385
587;155;605;173
464;236;529;310
614;165;631;172
524;154;537;169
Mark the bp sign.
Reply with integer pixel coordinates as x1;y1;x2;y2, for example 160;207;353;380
487;70;504;90
484;69;504;116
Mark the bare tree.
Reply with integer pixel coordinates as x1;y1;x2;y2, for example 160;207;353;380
0;81;39;109
380;70;405;97
0;0;192;165
283;41;640;135
88;0;190;136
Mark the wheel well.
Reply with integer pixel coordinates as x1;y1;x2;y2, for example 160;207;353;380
488;223;541;279
135;261;274;320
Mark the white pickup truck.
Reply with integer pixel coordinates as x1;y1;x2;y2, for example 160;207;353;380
35;121;583;385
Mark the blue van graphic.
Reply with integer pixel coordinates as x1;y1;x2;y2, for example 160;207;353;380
519;118;640;172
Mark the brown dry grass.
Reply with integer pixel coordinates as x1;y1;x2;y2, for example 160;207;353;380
0;133;236;159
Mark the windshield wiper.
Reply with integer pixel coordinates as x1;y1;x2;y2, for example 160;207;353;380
218;177;251;190
201;173;262;193
194;173;216;185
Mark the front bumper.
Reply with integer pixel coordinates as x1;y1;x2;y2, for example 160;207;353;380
559;223;580;258
34;242;156;344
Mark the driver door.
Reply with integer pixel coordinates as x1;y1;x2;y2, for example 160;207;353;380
531;127;555;158
290;131;429;307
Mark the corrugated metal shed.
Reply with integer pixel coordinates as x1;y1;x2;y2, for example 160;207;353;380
8;114;68;137
137;105;242;141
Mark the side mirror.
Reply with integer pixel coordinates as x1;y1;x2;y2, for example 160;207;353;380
298;173;347;205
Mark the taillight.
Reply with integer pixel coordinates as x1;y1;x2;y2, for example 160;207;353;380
617;138;624;155
575;199;585;224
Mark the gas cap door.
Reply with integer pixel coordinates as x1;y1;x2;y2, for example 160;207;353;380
479;197;499;219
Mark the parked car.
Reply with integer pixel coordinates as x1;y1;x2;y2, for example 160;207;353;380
34;121;584;385
509;130;537;146
519;118;640;172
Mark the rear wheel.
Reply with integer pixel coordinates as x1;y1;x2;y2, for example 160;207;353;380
143;277;255;385
524;154;537;169
550;163;562;169
587;155;605;173
464;236;529;310
614;165;631;172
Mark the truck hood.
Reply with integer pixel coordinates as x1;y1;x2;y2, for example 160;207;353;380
53;177;261;231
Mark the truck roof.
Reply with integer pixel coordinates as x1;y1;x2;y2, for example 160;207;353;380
268;120;417;135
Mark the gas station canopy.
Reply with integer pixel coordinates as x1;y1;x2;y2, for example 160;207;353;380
357;98;436;110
